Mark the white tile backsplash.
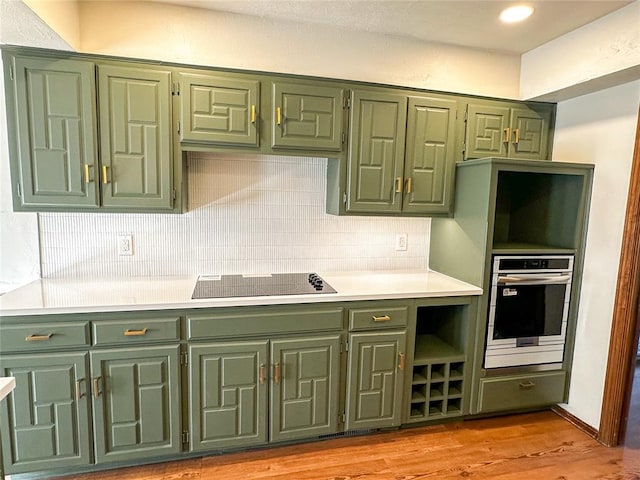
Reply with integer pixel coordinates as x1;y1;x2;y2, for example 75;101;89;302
39;153;430;278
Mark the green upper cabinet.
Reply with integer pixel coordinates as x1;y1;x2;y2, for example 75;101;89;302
271;81;345;151
0;352;92;474
465;100;554;161
90;345;181;464
404;95;459;215
5;54;99;210
98;65;174;210
179;71;260;147
347;90;407;214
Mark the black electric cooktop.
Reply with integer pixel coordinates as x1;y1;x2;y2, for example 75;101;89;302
191;273;337;299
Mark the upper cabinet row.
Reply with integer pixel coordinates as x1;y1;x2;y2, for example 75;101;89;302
2;48;555;215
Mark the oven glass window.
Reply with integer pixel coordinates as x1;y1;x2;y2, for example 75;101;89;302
493;284;566;339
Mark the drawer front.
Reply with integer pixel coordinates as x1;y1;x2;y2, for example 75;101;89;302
187;307;344;340
478;371;567;413
92;317;180;346
0;322;90;352
349;306;408;331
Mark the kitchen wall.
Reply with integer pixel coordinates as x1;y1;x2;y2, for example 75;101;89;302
552;79;640;429
39;153;429;278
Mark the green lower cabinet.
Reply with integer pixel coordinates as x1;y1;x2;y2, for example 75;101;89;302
0;352;92;474
189;341;269;451
270;335;341;442
90;346;181;463
345;331;406;430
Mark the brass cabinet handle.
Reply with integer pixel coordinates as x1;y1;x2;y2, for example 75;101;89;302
101;165;109;184
259;363;266;385
84;164;92;183
519;381;536;390
93;377;102;398
372;315;391;322
273;363;281;384
406;177;412;194
503;127;511;143
276;106;282;126
398;353;405;371
251;104;256;124
395;177;403;193
123;328;148;336
76;379;85;400
25;333;53;341
513;128;520;144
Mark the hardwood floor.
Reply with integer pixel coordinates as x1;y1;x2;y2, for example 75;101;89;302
54;410;640;480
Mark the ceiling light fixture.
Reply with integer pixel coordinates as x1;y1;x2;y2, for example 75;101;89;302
499;5;534;23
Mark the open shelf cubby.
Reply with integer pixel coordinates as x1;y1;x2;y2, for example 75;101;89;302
408;304;468;422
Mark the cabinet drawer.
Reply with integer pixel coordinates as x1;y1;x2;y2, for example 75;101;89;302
0;322;90;352
478;371;566;413
349;306;408;331
187;307;343;340
92;317;180;346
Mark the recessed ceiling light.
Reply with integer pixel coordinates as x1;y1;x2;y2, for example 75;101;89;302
500;5;534;23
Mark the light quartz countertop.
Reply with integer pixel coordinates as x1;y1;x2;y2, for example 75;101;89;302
0;270;482;316
0;377;16;401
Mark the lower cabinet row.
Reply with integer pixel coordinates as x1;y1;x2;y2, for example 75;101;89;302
0;332;407;475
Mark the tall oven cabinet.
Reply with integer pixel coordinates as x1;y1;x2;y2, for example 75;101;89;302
429;158;594;415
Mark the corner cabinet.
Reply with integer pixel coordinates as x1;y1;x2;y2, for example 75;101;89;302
340;89;460;216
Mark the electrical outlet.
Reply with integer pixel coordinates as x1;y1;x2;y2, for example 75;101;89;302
118;234;134;256
395;234;408;251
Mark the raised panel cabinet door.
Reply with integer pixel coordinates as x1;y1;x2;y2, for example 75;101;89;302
180;72;259;146
90;345;181;464
98;65;173;209
508;105;553;160
270;335;341;442
9;55;99;208
347;90;407;214
345;331;406;430
189;341;268;451
465;103;510;160
404;96;459;214
0;353;91;474
271;82;344;151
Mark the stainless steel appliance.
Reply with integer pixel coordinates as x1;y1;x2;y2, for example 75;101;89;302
192;273;336;299
485;255;574;369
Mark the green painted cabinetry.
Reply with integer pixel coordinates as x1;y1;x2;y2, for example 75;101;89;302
5;55;99;209
179;71;260;146
0;352;92;474
271;82;345;151
465;101;554;161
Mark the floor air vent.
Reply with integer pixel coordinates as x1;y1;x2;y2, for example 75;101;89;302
319;429;373;440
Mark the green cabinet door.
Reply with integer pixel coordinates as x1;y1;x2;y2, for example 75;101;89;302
465;103;510;160
7;55;99;209
98;65;173;209
189;341;268;451
508;105;553;160
347;90;407;214
345;331;406;430
90;345;181;464
404;96;459;215
0;353;91;474
179;72;260;146
270;335;341;442
271;82;344;151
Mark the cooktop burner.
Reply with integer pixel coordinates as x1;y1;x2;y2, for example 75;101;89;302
191;273;337;299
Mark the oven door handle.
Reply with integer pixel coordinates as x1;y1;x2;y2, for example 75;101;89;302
497;275;572;286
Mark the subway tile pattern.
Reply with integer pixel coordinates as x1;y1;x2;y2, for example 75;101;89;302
39;153;430;278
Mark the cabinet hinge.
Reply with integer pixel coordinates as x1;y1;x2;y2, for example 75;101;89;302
342;132;346;144
9;64;14;81
180;352;188;366
172;82;180;96
342;192;347;206
182;430;189;444
341;413;346;423
464;110;468;121
345;340;349;352
346;97;351;109
16;182;22;198
177;121;181;134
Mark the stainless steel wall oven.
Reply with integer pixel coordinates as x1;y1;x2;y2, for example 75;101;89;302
485;255;574;370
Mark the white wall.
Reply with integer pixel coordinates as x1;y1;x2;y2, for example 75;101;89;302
553;80;640;429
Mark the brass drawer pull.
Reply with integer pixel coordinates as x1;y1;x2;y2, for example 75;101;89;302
395;177;403;193
93;377;102;398
251;104;256;124
274;363;281;384
25;334;53;341
519;381;536;390
84;164;92;183
398;352;405;371
124;328;148;336
503;127;511;143
102;165;109;184
259;363;266;385
372;315;391;322
76;379;85;400
406;177;412;194
513;128;520;144
276;106;282;125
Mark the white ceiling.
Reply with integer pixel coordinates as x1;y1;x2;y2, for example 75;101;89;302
146;0;632;54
